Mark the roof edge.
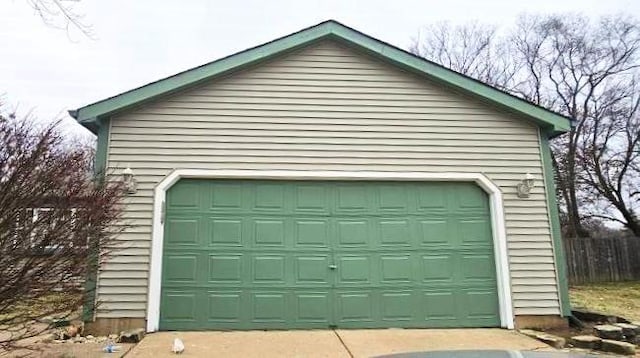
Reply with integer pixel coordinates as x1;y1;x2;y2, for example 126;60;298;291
71;20;572;135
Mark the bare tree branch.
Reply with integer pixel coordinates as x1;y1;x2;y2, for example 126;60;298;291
24;0;93;38
411;13;640;236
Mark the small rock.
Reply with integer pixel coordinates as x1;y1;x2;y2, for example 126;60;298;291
108;334;118;340
66;325;79;338
96;336;108;343
172;338;185;354
86;335;94;340
614;323;640;338
518;329;565;349
70;320;84;335
118;328;146;343
570;335;602;350
38;316;54;324
601;339;636;355
48;332;59;341
594;324;624;340
52;319;70;328
572;309;627;324
73;336;86;343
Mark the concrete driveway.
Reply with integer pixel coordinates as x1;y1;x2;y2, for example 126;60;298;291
126;329;552;357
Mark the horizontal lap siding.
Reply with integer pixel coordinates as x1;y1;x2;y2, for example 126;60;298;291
99;40;560;319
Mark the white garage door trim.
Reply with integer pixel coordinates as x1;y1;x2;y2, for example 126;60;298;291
145;169;514;331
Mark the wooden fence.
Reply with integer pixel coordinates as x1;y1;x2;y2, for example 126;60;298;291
563;236;640;285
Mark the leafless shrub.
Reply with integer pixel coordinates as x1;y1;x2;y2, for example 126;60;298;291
0;112;125;351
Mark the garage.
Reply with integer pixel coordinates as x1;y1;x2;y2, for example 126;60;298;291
159;179;500;330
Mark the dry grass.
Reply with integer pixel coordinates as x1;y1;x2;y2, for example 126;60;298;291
0;292;80;322
570;281;640;322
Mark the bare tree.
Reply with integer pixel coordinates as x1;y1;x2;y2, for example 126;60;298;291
578;78;640;234
0;113;125;350
410;21;517;89
25;0;93;37
411;14;640;237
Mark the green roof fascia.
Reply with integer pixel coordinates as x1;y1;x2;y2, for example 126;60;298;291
71;22;339;131
71;20;571;136
327;23;571;135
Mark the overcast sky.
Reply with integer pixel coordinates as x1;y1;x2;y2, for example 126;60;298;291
2;0;639;138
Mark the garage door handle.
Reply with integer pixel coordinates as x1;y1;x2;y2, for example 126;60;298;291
328;264;337;270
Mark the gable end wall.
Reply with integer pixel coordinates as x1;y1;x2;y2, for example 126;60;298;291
98;40;561;320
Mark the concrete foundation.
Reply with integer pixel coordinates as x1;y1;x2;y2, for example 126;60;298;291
515;315;568;330
85;318;146;336
87;315;568;335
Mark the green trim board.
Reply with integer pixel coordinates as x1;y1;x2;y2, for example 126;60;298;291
94;117;110;178
540;129;571;316
83;117;110;322
69;20;571;136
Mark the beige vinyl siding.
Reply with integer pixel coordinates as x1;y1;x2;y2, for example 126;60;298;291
98;39;560;318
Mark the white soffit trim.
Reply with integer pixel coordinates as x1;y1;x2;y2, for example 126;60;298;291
146;169;514;331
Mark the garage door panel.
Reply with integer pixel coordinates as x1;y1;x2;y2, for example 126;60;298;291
423;290;458;322
208;291;242;323
252;255;286;284
458;218;492;245
161;291;198;322
166;218;199;245
167;181;201;209
210;183;243;210
378;219;412;246
336;219;370;246
295;256;331;285
421;254;455;283
461;253;496;281
209;218;243;246
295;292;331;324
381;291;415;321
455;185;490;211
294;184;330;214
419;218;451;246
160;179;500;330
253;219;286;246
380;255;413;283
253;183;286;212
208;254;243;283
164;255;198;282
377;185;410;213
295;219;330;247
335;184;370;213
465;289;500;319
416;184;449;211
336;291;375;323
337;255;372;285
251;292;287;323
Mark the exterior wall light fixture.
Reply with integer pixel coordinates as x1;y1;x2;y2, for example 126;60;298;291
516;173;536;198
123;165;137;194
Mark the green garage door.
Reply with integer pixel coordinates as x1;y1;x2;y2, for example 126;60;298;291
159;179;500;330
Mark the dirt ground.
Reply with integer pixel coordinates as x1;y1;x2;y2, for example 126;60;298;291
1;342;135;358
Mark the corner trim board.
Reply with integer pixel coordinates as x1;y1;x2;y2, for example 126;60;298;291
146;169;515;331
539;131;571;316
83;117;110;322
